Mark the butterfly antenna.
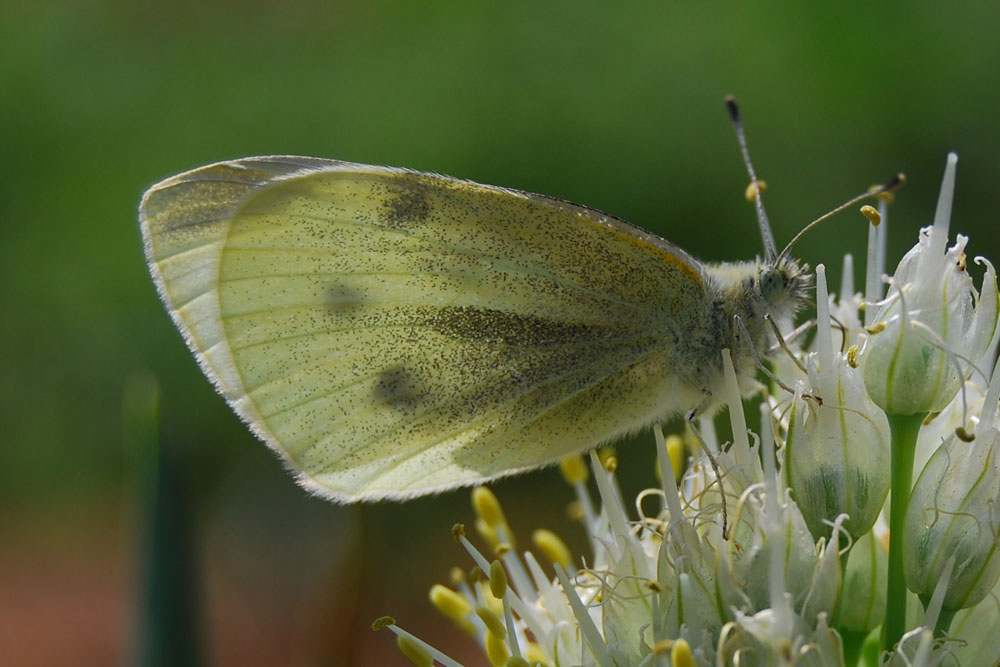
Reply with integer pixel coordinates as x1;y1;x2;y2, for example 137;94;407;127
726;96;777;264
773;172;905;267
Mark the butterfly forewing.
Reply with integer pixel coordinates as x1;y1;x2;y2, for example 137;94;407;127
142;157;710;501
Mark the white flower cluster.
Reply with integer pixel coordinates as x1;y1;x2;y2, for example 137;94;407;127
378;155;1000;666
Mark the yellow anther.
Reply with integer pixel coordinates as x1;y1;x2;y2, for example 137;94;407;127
956;426;975;442
524;642;548;664
475;604;507;639
671;638;696;667
429;584;471;621
603;455;618;472
860;204;881;227
397;634;434;667
371;615;396;631
744;180;767;202
566;500;584;521
597;446;617;469
480;580;504;613
847;344;859;368
495;542;512;557
475;517;500;550
645;579;663;593
558;454;589;484
489;560;508;599
485;627;511;666
869;178;901;203
473;487;507;528
865;322;886;334
532;529;572;569
451;523;466;541
666;433;685;481
473;487;515;549
448;566;466;586
453;616;478;637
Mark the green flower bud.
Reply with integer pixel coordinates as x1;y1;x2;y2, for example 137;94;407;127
839;531;887;633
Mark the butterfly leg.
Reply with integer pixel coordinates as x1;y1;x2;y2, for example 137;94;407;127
734;314;822;405
686;417;729;541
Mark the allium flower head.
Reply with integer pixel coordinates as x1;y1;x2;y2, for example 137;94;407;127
377;156;1000;667
863;154;999;416
378;359;861;666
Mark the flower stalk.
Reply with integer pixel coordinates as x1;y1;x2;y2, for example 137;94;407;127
883;411;923;653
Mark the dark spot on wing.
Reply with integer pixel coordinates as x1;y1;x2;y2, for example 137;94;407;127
429;305;622;347
326;283;367;312
373;365;428;412
384;190;431;225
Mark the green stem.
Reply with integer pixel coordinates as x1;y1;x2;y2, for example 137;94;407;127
882;413;924;654
933;605;956;638
860;626;882;667
840;628;867;666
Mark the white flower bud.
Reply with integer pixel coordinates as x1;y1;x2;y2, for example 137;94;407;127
786;266;891;540
863;154;999;416
904;355;1000;610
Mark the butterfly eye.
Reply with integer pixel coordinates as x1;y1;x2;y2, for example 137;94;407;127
760;267;785;302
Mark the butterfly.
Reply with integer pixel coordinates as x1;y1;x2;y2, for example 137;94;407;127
140;103;834;502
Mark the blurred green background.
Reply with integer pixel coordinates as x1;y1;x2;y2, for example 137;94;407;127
2;1;998;664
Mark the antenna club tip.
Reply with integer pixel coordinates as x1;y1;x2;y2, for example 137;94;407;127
725;96;740;122
869;173;905;200
884;172;906;192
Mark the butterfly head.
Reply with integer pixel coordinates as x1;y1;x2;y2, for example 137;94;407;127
759;255;811;310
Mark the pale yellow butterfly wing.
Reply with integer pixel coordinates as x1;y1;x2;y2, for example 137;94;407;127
141;157;710;501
